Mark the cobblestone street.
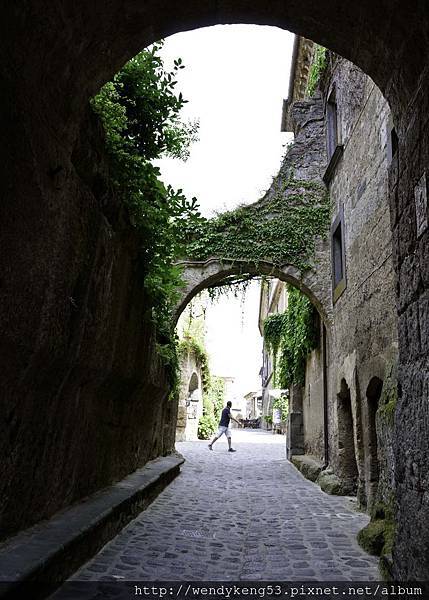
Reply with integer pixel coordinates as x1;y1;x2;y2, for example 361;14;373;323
62;431;379;583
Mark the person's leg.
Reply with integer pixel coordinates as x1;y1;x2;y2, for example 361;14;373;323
227;428;236;451
209;427;224;449
208;434;219;449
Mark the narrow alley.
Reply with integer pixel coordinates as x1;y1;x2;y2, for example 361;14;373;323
59;431;378;587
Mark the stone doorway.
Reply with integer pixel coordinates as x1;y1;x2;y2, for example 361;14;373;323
337;379;358;494
365;376;383;507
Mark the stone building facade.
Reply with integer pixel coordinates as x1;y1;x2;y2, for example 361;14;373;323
280;39;398;513
175;299;207;442
175;343;204;442
258;279;288;430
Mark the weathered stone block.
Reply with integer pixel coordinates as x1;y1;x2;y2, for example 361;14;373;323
398;253;421;312
317;470;344;495
291;455;323;482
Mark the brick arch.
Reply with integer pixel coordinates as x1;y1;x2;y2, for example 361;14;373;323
174;257;332;325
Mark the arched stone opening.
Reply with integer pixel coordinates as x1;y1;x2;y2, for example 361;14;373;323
365;376;383;507
175;258;331;327
176;355;203;442
337;378;358;494
2;1;429;578
176;264;332;472
188;372;199;397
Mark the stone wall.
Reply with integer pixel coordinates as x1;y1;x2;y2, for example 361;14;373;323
303;332;325;462
176;348;204;442
391;64;429;580
321;57;398;509
0;108;176;540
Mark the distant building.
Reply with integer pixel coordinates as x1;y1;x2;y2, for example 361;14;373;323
243;390;262;420
258;279;288;429
175;296;208;442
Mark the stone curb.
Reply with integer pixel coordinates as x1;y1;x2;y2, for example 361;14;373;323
290;454;323;482
0;453;184;599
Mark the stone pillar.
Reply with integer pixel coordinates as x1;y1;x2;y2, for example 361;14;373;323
287;384;304;459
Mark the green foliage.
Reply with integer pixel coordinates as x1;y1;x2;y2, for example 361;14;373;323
273;394;289;420
359;495;396;571
180;175;330;272
178;336;210;392
306;45;327;97
263;286;318;389
156;338;180;401
198;376;225;440
206;274;256;303
91;44;201;321
206;376;225;422
198;413;217;440
91;42;201;388
357;518;396;558
357;520;386;556
378;372;397;426
264;415;273;425
263;312;285;381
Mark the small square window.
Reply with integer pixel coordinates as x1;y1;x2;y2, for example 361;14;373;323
331;207;346;302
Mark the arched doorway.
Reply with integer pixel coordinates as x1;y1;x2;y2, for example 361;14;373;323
365;376;383;508
176;360;203;442
337;379;358;494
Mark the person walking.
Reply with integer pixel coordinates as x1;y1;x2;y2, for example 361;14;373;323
208;401;242;452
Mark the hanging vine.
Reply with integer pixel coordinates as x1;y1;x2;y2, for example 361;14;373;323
263;285;319;389
179;175;330;272
306;45;328;97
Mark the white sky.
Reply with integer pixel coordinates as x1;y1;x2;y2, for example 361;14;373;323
159;25;295;398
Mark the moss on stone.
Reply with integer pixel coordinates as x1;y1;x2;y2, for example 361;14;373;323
357;520;386;556
181;176;330;272
379;553;394;581
291;455;322;482
378;362;397;425
382;520;395;555
358;496;396;573
378;395;396;424
317;470;344;495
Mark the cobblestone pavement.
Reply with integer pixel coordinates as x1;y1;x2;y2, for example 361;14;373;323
65;431;379;582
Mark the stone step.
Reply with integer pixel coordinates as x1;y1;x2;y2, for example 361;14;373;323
0;453;184;599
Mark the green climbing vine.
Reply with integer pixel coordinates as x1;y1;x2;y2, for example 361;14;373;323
180;176;330;272
90;42;203;393
198;376;225;440
306;45;327;97
178;336;210;393
177;332;225;440
273;394;289;420
263;285;319;389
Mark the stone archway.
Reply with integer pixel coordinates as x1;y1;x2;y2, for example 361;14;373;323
174;257;332;326
176;367;202;442
2;0;429;578
365;376;383;508
337;379;359;495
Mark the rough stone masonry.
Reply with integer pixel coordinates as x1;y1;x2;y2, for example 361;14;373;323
1;0;429;580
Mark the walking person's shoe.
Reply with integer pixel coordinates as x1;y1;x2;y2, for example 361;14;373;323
208;444;213;451
228;448;236;452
